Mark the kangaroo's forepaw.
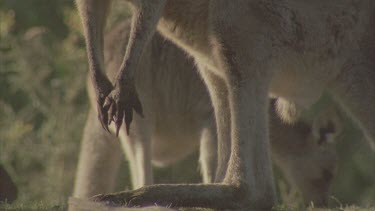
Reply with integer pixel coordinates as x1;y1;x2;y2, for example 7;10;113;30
102;79;143;136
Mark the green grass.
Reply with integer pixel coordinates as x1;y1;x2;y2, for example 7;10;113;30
0;202;66;211
1;194;374;211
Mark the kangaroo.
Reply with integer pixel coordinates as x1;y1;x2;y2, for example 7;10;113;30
76;1;375;209
74;19;339;207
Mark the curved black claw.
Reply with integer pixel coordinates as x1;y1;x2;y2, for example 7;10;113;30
94;77;113;133
97;98;109;132
97;106;108;132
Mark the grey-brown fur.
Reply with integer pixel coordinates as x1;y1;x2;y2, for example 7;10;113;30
76;1;375;209
73;19;339;207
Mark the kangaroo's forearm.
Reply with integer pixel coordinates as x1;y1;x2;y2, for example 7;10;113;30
115;0;167;83
76;0;112;86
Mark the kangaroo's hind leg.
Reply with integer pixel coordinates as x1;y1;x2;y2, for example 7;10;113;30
73;109;122;198
118;115;153;189
196;65;231;183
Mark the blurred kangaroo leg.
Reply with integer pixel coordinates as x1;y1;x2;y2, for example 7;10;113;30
199;121;218;183
73;109;122;198
118;116;153;189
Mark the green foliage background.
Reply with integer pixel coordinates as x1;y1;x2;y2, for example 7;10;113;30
0;0;374;209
